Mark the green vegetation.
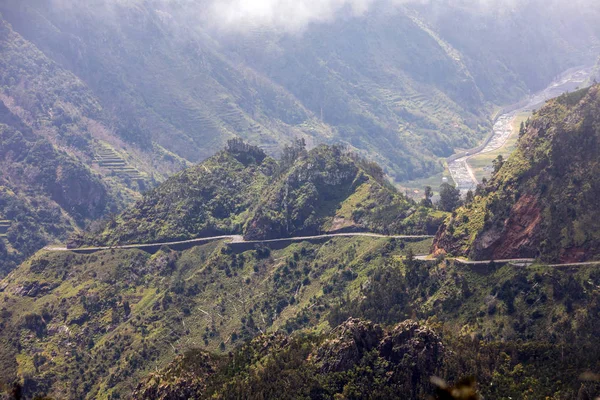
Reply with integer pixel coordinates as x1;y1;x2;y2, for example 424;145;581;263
78;140;275;246
438;183;462;212
435;85;600;262
2;217;600;399
4;1;594;184
80;142;443;247
94;143;144;181
0;97;123;274
131;248;600;399
0;236;432;398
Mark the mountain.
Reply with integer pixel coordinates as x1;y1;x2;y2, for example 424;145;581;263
1;0;598;272
2;0;599;183
433;84;600;262
2;236;598;398
0;91;114;275
0;14;191;273
1;138;599;398
76;141;441;247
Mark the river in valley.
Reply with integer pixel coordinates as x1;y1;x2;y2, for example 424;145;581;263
448;66;594;192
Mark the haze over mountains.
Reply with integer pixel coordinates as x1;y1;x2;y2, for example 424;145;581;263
3;0;599;176
2;1;600;399
1;0;599;270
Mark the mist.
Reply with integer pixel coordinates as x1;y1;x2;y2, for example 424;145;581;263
206;0;393;32
200;0;579;33
47;0;600;34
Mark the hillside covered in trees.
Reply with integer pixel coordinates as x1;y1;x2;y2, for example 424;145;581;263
2;2;600;398
434;84;600;262
76;140;442;247
2;234;600;398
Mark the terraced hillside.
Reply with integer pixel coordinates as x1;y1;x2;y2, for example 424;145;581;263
0;90;115;273
3;1;597;184
94;144;144;181
0;219;9;237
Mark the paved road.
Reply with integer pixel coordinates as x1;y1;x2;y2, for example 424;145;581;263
45;235;600;268
448;66;593;193
416;255;600;268
44;232;434;253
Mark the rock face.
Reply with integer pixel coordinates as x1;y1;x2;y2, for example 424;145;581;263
132;319;445;400
316;319;385;373
469;194;542;260
132;351;218;400
434;85;600;262
315;318;445;397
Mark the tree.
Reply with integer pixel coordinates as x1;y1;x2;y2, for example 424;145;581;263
420;186;434;208
465;190;475;205
438;183;461;212
492;155;504;174
519;121;526;137
280;138;307;171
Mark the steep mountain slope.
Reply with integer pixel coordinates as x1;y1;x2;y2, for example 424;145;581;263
3;1;598;183
217;5;487;180
2;238;599;399
417;0;600;101
80;142;440;247
0;2;326;162
0;94;114;274
0;13;192;273
434;85;600;262
0;14;182;185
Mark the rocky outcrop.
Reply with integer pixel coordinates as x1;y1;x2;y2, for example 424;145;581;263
434;194;542;260
132;351;218;400
469;194;541;260
316;318;385;372
316;318;445;378
132;319;445;400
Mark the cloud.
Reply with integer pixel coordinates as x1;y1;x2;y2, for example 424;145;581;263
199;0;537;33
204;0;382;32
47;0;597;35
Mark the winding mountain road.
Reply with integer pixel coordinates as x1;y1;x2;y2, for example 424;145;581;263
43;232;434;253
448;66;593;192
44;233;600;268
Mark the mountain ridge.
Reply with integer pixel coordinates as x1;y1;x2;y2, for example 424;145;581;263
75;141;442;248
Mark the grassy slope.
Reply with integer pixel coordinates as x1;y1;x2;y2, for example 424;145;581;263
142;254;600;399
0;237;430;399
